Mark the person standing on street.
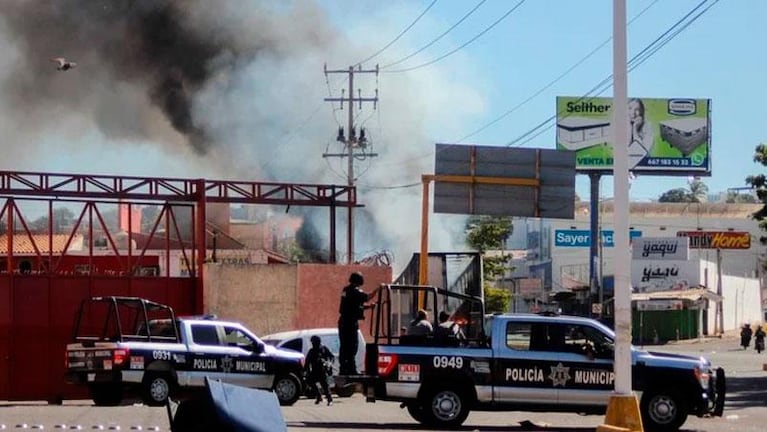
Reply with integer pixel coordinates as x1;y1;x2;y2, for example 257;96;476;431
338;272;383;375
741;323;753;350
305;335;334;406
754;325;765;354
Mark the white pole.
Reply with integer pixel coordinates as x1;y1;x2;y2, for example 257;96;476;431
612;0;632;395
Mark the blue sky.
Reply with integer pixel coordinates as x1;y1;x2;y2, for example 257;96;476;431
0;0;762;265
322;0;764;202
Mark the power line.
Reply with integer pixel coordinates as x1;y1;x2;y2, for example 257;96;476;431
506;0;718;148
382;0;487;70
457;0;660;143
385;0;526;74
355;0;439;67
362;0;718;191
373;0;659;171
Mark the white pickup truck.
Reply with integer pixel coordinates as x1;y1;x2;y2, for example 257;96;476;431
65;296;305;406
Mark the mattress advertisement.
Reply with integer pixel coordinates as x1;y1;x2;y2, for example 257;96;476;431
556;97;711;174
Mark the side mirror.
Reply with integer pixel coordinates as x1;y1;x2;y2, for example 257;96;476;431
251;342;265;353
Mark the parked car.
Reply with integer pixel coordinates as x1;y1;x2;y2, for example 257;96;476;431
261;327;365;397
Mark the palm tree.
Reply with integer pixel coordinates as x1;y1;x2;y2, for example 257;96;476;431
688;177;709;203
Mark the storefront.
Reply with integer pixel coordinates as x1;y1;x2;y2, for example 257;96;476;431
631;287;722;343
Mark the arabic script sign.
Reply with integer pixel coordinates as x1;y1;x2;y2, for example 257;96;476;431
631;260;700;293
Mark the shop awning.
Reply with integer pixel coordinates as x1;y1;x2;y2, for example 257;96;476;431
632;287;722;302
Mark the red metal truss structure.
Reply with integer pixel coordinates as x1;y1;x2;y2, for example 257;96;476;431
0;170;357;312
0;170;356;402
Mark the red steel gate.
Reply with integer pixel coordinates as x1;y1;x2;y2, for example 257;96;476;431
0;170;355;401
0;275;195;401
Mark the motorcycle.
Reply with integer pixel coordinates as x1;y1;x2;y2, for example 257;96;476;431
756;338;764;354
741;325;753;349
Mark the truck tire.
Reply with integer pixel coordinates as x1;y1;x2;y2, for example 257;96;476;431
406;403;429;424
640;389;688;432
273;373;302;406
334;384;355;398
419;387;470;428
142;372;175;407
89;384;123;407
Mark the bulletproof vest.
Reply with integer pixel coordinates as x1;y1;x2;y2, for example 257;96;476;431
339;285;364;320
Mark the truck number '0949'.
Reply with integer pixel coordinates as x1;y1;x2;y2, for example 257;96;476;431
153;350;172;361
433;356;463;369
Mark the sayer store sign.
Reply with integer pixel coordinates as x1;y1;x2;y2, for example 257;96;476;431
555;229;642;247
676;231;751;249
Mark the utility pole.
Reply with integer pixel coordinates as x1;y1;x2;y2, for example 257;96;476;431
323;64;379;264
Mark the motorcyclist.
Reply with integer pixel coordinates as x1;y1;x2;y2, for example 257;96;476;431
740;323;753;350
754;325;765;354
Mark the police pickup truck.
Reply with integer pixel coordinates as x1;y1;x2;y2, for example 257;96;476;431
65;296;305;407
360;285;725;431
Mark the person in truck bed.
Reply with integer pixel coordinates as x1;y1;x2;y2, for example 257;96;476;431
434;310;465;346
337;272;383;375
407;309;433;336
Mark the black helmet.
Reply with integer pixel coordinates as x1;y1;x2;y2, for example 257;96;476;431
349;271;364;285
310;335;321;345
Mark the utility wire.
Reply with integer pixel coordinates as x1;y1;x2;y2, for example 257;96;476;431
355;0;439;67
382;0;487;70
507;0;717;148
363;0;718;190
457;0;660;143
385;0;526;74
375;0;658;167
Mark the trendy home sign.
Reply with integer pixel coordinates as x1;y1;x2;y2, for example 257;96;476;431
554;229;642;247
676;230;751;249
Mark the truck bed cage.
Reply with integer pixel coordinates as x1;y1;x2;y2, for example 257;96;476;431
72;296;179;344
371;284;486;347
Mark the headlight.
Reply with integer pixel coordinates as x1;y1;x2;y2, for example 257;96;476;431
694;366;711;389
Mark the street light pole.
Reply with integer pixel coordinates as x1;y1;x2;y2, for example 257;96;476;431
599;0;643;429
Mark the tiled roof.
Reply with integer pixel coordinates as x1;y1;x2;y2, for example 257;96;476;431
0;233;83;254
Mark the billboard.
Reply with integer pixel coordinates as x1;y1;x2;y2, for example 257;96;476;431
556;97;711;174
433;144;576;218
676;230;751;249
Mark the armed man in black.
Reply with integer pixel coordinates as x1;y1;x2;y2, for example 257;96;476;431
305;335;335;406
338;272;382;375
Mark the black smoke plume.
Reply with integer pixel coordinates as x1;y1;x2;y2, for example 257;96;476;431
0;0;334;155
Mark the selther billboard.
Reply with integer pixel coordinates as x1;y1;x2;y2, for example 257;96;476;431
556;97;711;174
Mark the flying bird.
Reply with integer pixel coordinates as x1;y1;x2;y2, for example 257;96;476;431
50;57;77;71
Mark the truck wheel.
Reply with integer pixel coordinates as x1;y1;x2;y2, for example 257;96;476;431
89;384;123;407
641;390;688;432
420;387;470;428
142;372;174;406
334;384;355;398
273;373;301;406
406;403;429;424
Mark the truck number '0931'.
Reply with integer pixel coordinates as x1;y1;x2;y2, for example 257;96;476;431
153;350;172;361
433;356;463;369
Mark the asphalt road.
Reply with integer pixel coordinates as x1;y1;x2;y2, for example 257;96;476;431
1;334;765;432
